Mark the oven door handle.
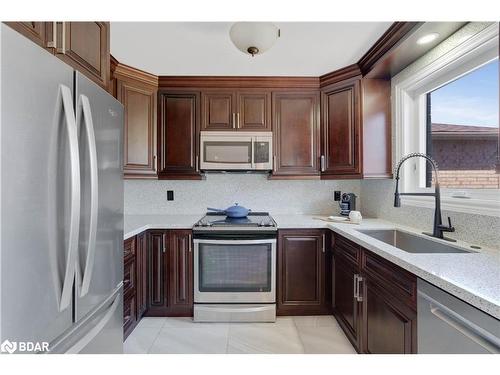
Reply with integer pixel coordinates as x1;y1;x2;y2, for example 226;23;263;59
193;239;276;245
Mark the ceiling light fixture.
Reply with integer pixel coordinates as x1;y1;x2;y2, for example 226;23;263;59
229;22;280;57
416;32;440;45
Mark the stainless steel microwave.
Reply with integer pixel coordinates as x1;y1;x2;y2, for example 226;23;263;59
200;131;273;171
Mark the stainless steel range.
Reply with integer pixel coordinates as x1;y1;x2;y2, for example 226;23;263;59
192;212;277;322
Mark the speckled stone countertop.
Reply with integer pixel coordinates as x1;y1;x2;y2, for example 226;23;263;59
124;214;500;319
124;214;201;239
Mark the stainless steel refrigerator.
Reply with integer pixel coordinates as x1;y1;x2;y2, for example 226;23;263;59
0;24;124;354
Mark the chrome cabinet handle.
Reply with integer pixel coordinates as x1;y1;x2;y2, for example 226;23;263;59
322;234;325;253
47;21;57;48
353;274;358;300
188;234;192;252
195;155;199;172
320;155;325;172
273;155;277;172
162;247;167;254
356;276;364;302
232;113;236;129
56;21;66;54
78;95;99;298
59;84;80;312
237;112;240;128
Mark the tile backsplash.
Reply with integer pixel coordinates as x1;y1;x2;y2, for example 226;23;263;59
124;173;361;216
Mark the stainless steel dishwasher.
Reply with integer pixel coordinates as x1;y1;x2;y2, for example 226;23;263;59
418;278;500;353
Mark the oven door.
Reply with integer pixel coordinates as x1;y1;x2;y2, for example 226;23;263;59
193;238;276;303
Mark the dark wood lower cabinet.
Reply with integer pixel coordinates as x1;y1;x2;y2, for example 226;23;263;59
146;230;169;314
277;229;331;315
333;256;361;349
361;278;417;354
136;232;148;317
145;229;194;317
332;233;417;354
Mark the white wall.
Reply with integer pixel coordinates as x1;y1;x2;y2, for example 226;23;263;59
124;174;361;216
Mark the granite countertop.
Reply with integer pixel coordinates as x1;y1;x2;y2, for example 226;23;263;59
124;213;500;319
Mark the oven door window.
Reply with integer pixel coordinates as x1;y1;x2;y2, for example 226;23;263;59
203;141;252;164
198;243;272;292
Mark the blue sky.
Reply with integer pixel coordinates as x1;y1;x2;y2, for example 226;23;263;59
431;58;499;128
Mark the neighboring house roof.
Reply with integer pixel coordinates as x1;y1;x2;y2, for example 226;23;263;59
432;123;499;139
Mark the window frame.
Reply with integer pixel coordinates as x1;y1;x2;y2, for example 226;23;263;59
392;23;500;217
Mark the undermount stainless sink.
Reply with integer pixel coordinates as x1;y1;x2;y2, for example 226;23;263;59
356;229;476;254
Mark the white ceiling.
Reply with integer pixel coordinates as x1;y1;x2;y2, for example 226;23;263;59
110;22;392;76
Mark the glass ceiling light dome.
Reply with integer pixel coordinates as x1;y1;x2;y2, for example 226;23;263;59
229;22;280;57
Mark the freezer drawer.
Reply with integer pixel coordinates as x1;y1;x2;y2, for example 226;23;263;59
417;279;500;354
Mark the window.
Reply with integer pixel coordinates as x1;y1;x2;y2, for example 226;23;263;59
426;60;499;189
393;23;500;216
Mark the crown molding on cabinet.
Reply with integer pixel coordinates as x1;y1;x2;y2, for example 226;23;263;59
319;63;362;88
357;22;421;76
158;76;320;89
113;58;159;87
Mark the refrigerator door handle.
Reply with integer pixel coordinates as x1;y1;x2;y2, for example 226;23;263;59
59;84;81;312
64;292;121;354
78;95;99;297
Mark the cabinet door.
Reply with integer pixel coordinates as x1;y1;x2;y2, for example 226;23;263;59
158;92;201;179
136;233;148;318
333;256;361;350
321;79;361;177
4;22;50;49
147;230;168;314
201;91;236;130
168;230;193;316
237;91;271;131
361;278;417;354
272;92;320;177
117;79;157;178
277;230;327;315
57;22;109;88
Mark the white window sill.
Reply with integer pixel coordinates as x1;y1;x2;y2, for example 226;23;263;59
401;195;500;217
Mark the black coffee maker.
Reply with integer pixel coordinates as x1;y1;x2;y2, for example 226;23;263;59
339;193;356;216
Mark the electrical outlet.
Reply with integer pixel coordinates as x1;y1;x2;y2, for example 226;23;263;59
334;190;341;201
167;190;174;201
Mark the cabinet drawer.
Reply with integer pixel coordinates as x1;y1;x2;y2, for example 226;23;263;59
361;250;417;307
123;290;137;338
334;235;360;266
124;236;136;261
123;257;136;295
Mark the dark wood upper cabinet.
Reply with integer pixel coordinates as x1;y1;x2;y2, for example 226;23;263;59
157;91;202;179
272;92;320;178
56;22;110;88
201;91;236;130
4;22;51;50
201;90;271;131
237;91;271;131
321;77;391;179
277;229;330;315
116;68;158;179
321;79;361;177
168;230;193;316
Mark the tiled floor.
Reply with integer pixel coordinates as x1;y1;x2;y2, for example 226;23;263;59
124;315;356;354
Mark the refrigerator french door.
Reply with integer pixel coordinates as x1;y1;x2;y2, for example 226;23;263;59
0;24;123;354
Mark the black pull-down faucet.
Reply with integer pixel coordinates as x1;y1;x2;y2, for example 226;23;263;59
394;153;456;241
